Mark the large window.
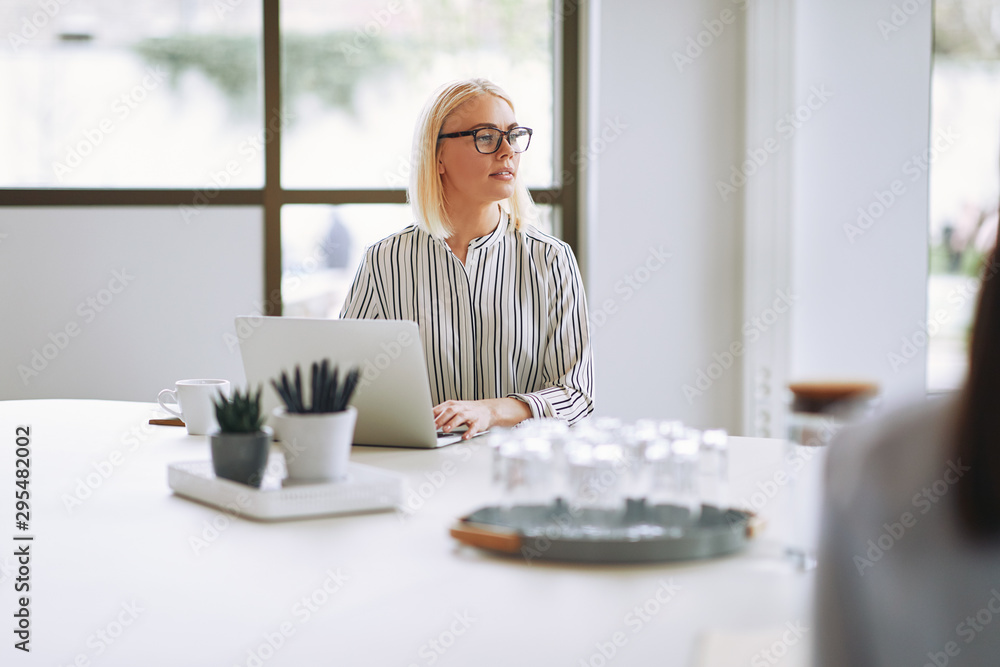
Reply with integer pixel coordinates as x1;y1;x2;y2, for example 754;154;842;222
279;0;554;190
927;0;1000;391
0;0;265;187
0;0;579;314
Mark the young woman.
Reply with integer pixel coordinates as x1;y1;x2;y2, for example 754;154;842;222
340;79;594;440
815;243;1000;665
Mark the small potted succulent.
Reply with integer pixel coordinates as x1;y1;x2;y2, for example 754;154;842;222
270;360;360;483
210;386;271;488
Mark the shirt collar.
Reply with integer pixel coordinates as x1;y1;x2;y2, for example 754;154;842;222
469;212;510;251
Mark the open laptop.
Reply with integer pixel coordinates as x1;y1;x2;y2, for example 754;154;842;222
235;316;468;448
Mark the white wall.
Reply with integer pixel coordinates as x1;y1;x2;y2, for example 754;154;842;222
790;2;931;406
0;207;261;401
589;0;932;432
589;0;746;431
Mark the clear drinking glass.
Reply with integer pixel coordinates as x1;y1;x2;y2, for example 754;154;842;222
491;418;734;541
563;423;626;535
699;428;730;510
616;420;666;537
670;430;703;525
620;419;658;499
494;430;555;510
644;427;700;536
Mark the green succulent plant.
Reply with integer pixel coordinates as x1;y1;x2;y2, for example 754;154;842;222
271;359;359;414
213;386;266;433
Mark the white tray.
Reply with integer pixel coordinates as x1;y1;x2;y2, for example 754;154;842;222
168;457;403;521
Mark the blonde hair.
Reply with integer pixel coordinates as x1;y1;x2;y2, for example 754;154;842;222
409;78;536;239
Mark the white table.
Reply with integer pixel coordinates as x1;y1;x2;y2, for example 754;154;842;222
0;400;817;667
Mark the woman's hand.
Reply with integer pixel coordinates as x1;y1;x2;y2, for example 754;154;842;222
432;398;532;440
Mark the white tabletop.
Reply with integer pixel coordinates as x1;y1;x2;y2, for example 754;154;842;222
0;400;817;666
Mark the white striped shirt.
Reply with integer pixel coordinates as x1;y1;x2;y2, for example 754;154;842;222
339;215;594;424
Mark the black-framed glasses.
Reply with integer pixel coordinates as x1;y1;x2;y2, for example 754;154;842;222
438;126;533;154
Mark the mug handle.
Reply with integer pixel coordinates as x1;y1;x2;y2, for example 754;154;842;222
157;389;183;420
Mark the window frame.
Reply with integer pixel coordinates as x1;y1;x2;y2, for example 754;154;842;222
0;0;584;314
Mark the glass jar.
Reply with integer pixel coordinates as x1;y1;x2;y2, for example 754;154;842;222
785;381;879;570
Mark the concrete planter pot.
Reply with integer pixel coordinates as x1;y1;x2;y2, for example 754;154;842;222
210;427;272;488
271;406;357;482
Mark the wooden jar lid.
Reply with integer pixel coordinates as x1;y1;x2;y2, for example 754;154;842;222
788;381;879;414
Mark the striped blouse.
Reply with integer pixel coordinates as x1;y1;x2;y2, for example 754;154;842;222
339;215;594;425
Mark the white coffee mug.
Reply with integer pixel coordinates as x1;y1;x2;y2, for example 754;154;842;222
157;379;231;436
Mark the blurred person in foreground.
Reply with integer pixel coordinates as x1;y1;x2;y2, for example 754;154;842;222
340;79;594;439
815;233;1000;665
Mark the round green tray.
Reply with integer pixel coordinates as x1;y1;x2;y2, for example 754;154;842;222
451;499;759;563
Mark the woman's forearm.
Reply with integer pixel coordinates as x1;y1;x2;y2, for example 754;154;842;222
486;397;533;428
